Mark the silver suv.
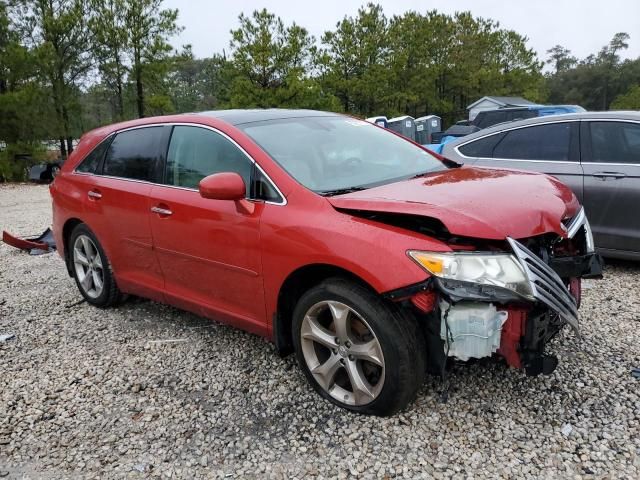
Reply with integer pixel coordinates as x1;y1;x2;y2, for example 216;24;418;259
442;111;640;260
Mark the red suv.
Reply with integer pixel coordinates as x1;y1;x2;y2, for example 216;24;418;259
50;110;601;416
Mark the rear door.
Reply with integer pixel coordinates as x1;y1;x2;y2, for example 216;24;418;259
581;120;640;253
86;126;169;301
148;125;268;334
460;121;584;203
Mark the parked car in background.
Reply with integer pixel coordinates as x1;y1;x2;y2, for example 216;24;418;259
50;109;601;416
442;111;640;260
430;105;585;146
29;161;62;183
471;105;585;130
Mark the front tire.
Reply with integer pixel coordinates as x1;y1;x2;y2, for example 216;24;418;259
292;278;426;416
69;223;121;308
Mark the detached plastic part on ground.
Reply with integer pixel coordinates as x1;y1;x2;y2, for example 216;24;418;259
2;227;56;255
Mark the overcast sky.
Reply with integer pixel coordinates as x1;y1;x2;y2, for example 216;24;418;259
163;0;640;65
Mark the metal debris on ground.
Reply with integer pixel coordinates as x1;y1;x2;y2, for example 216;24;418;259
632;367;640;379
147;338;189;345
132;464;148;473
0;333;16;343
2;227;56;255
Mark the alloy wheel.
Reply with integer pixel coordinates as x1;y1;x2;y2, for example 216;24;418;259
300;300;385;406
73;234;104;299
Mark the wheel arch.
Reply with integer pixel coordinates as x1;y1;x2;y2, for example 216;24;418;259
62;217;84;276
273;263;378;356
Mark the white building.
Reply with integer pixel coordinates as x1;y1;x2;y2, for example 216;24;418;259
467;96;537;121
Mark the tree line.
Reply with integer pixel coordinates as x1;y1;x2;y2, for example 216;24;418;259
1;1;639;181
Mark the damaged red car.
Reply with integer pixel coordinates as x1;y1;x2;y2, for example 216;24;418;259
50;110;602;416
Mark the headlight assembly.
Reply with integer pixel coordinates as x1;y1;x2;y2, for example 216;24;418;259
407;250;534;299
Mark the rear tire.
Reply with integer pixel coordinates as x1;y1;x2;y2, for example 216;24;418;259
292;277;426;416
69;223;122;308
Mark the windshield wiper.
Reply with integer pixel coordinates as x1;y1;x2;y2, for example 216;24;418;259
318;186;367;196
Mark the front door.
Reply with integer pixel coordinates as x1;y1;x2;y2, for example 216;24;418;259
581;120;640;254
148;125;267;334
471;121;584;203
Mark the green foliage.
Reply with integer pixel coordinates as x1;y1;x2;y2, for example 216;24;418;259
546;32;638;111
319;6;544;122
124;0;182;118
89;0;129;120
0;84;55;142
227;8;333;110
13;0;94;148
320;3;390;115
611;84;640;109
546;45;577;74
1;2;640;183
166;46;233;112
0;141;47;182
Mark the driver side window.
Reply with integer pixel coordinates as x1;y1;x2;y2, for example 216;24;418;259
165;126;252;193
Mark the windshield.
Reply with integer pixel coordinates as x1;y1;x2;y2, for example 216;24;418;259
240;116;446;194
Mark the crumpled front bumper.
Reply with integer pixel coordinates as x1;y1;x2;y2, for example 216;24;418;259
507;237;598;334
389;241;602;335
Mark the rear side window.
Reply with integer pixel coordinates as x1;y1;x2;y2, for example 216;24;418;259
588;121;640;164
457;133;504;158
165;126;252;193
102;127;165;181
75;137;111;173
493;123;572;161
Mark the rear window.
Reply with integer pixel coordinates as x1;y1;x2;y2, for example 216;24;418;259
75;137;111;173
102;127;165;182
588;121;640;164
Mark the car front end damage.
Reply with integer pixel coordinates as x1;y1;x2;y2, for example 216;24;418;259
385;207;602;377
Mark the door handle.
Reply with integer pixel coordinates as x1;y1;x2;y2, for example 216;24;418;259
88;190;102;199
593;171;626;180
151;206;173;216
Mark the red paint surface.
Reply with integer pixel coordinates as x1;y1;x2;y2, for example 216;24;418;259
199;172;246;200
2;231;48;251
498;308;529;369
50;113;581;343
328;167;579;241
410;291;437;313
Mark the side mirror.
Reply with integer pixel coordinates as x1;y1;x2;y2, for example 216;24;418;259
199;172;246;201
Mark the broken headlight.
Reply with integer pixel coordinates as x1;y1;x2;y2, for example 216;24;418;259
407;250;534;299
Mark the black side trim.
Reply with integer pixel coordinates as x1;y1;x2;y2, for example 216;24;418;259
550;252;603;279
382;278;433;300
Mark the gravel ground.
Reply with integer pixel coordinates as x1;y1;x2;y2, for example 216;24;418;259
0;183;639;479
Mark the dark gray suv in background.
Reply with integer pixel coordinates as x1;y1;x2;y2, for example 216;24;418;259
442;112;640;260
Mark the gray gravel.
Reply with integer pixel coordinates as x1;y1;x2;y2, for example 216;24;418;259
1;183;639;479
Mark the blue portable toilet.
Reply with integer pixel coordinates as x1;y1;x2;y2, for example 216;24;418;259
366;116;388;128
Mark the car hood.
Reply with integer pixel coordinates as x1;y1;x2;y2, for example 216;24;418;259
327;167;580;240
